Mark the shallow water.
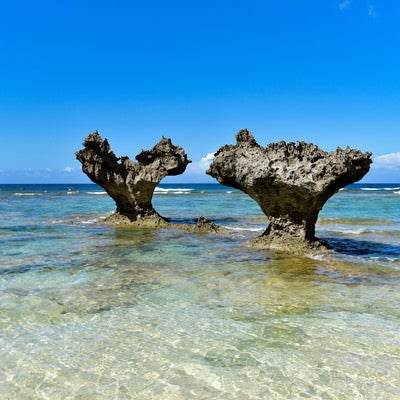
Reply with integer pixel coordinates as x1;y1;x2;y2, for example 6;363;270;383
1;183;400;399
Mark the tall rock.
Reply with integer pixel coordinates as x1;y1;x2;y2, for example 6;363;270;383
207;129;372;250
76;131;191;224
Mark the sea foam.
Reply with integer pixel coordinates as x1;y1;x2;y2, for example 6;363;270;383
154;188;193;194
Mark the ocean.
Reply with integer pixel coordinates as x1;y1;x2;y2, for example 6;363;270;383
1;183;399;399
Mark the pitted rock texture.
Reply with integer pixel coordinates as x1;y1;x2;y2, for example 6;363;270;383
76;131;191;224
195;216;223;233
207;129;372;249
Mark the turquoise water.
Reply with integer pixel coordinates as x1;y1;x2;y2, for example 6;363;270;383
1;183;399;399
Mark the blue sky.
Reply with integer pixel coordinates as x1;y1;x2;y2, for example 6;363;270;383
1;0;399;183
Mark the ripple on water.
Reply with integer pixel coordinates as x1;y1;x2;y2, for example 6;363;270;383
1;184;400;398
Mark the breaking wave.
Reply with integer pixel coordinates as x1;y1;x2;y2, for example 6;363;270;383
154;188;193;194
14;192;41;196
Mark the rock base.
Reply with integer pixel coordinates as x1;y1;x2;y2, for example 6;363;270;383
248;235;328;256
105;212;169;227
103;213;225;234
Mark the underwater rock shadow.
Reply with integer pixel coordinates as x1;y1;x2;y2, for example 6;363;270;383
323;237;400;259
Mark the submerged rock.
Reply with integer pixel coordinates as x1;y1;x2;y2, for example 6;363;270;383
195;216;223;233
76;131;191;224
207;129;372;251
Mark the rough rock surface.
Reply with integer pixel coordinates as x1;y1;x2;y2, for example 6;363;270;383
207;129;372;251
194;216;223;233
76;131;191;224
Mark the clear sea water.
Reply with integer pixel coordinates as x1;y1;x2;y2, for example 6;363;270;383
1;183;399;399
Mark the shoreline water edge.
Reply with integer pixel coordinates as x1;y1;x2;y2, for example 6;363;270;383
1;182;400;398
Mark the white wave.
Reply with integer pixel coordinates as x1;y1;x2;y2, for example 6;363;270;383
360;187;400;192
394;191;400;195
79;218;102;224
331;227;368;235
14;192;41;196
226;191;234;194
318;224;371;235
369;256;399;263
74;215;107;224
154;188;193;194
227;226;264;232
51;219;65;224
67;191;79;195
344;228;368;235
86;191;107;195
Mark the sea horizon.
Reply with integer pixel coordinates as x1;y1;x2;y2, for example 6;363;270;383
1;181;399;185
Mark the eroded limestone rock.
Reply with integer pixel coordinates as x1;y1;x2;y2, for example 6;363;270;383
76;131;191;224
207;129;372;250
194;216;223;233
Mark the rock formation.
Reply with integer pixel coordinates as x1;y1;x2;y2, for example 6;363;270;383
194;216;223;233
207;129;372;251
76;131;191;225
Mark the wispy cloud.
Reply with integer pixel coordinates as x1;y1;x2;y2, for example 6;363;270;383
63;166;74;172
339;0;351;10
368;4;377;17
186;152;215;175
374;152;400;170
338;1;377;17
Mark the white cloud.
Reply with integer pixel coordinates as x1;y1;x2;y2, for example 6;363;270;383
186;152;215;174
368;4;377;17
199;152;215;169
339;0;351;10
338;1;377;17
63;166;74;172
374;152;400;170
